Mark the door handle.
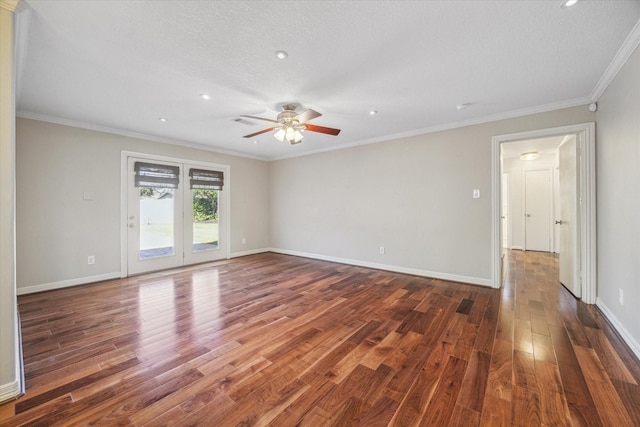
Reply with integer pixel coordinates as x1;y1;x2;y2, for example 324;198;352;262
555;220;563;225
525;214;531;218
129;223;135;228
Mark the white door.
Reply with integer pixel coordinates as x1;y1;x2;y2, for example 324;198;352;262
524;169;551;252
183;164;228;265
128;158;184;275
558;137;580;297
127;158;228;275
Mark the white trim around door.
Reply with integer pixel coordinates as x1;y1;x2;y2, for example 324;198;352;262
491;123;596;304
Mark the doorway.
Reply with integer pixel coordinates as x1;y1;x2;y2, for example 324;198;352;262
491;123;596;303
121;153;230;276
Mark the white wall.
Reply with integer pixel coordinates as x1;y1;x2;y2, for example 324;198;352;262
503;152;558;251
270;106;594;286
595;43;640;354
15;118;270;291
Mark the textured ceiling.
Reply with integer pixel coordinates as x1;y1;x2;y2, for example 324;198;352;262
16;1;640;160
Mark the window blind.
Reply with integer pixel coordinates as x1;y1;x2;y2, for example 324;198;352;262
134;162;180;188
189;168;224;190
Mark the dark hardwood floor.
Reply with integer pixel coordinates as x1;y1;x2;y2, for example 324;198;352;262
1;250;639;426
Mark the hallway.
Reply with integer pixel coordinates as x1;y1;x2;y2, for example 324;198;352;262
489;250;640;426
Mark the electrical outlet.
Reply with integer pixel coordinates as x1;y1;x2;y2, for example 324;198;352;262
379;246;385;255
88;255;95;265
241;237;247;244
619;288;624;306
473;189;480;199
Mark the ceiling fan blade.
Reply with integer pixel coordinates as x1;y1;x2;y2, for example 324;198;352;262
243;127;276;138
295;109;322;123
304;124;341;136
240;115;279;124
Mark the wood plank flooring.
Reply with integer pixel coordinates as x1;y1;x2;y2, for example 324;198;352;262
2;250;639;426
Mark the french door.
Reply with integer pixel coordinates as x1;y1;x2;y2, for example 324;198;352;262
126;156;228;275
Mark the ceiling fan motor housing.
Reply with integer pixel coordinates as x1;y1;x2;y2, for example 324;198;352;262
277;105;299;123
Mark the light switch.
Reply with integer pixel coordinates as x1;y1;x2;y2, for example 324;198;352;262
473;189;480;199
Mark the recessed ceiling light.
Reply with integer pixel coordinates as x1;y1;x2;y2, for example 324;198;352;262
369;109;378;115
275;50;288;60
520;152;540;161
200;93;211;100
561;0;579;7
253;140;258;144
159;117;167;122
456;103;471;111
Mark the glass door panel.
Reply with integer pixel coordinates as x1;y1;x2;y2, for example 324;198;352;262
192;189;219;253
139;187;176;259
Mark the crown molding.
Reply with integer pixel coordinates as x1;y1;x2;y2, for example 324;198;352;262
272;96;592;161
591;18;640;101
0;0;20;13
14;0;28;13
19;94;592;163
17;111;270;162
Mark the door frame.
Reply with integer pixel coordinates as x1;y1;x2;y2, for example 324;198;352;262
491;123;596;304
120;151;231;277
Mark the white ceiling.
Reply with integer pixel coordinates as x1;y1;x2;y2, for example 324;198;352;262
16;1;640;160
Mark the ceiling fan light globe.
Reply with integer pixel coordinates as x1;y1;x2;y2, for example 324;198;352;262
285;126;296;141
274;128;285;142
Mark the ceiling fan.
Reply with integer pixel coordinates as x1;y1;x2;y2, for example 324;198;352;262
241;104;341;145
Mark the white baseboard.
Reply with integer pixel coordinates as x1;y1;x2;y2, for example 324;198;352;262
230;248;270;258
269;248;493;287
596;298;640;361
16;247;493;294
17;272;121;295
510;245;524;250
0;311;24;404
0;379;21;404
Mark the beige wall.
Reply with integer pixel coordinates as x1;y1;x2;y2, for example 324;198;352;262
270;106;594;285
596;43;640;351
16;118;270;291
